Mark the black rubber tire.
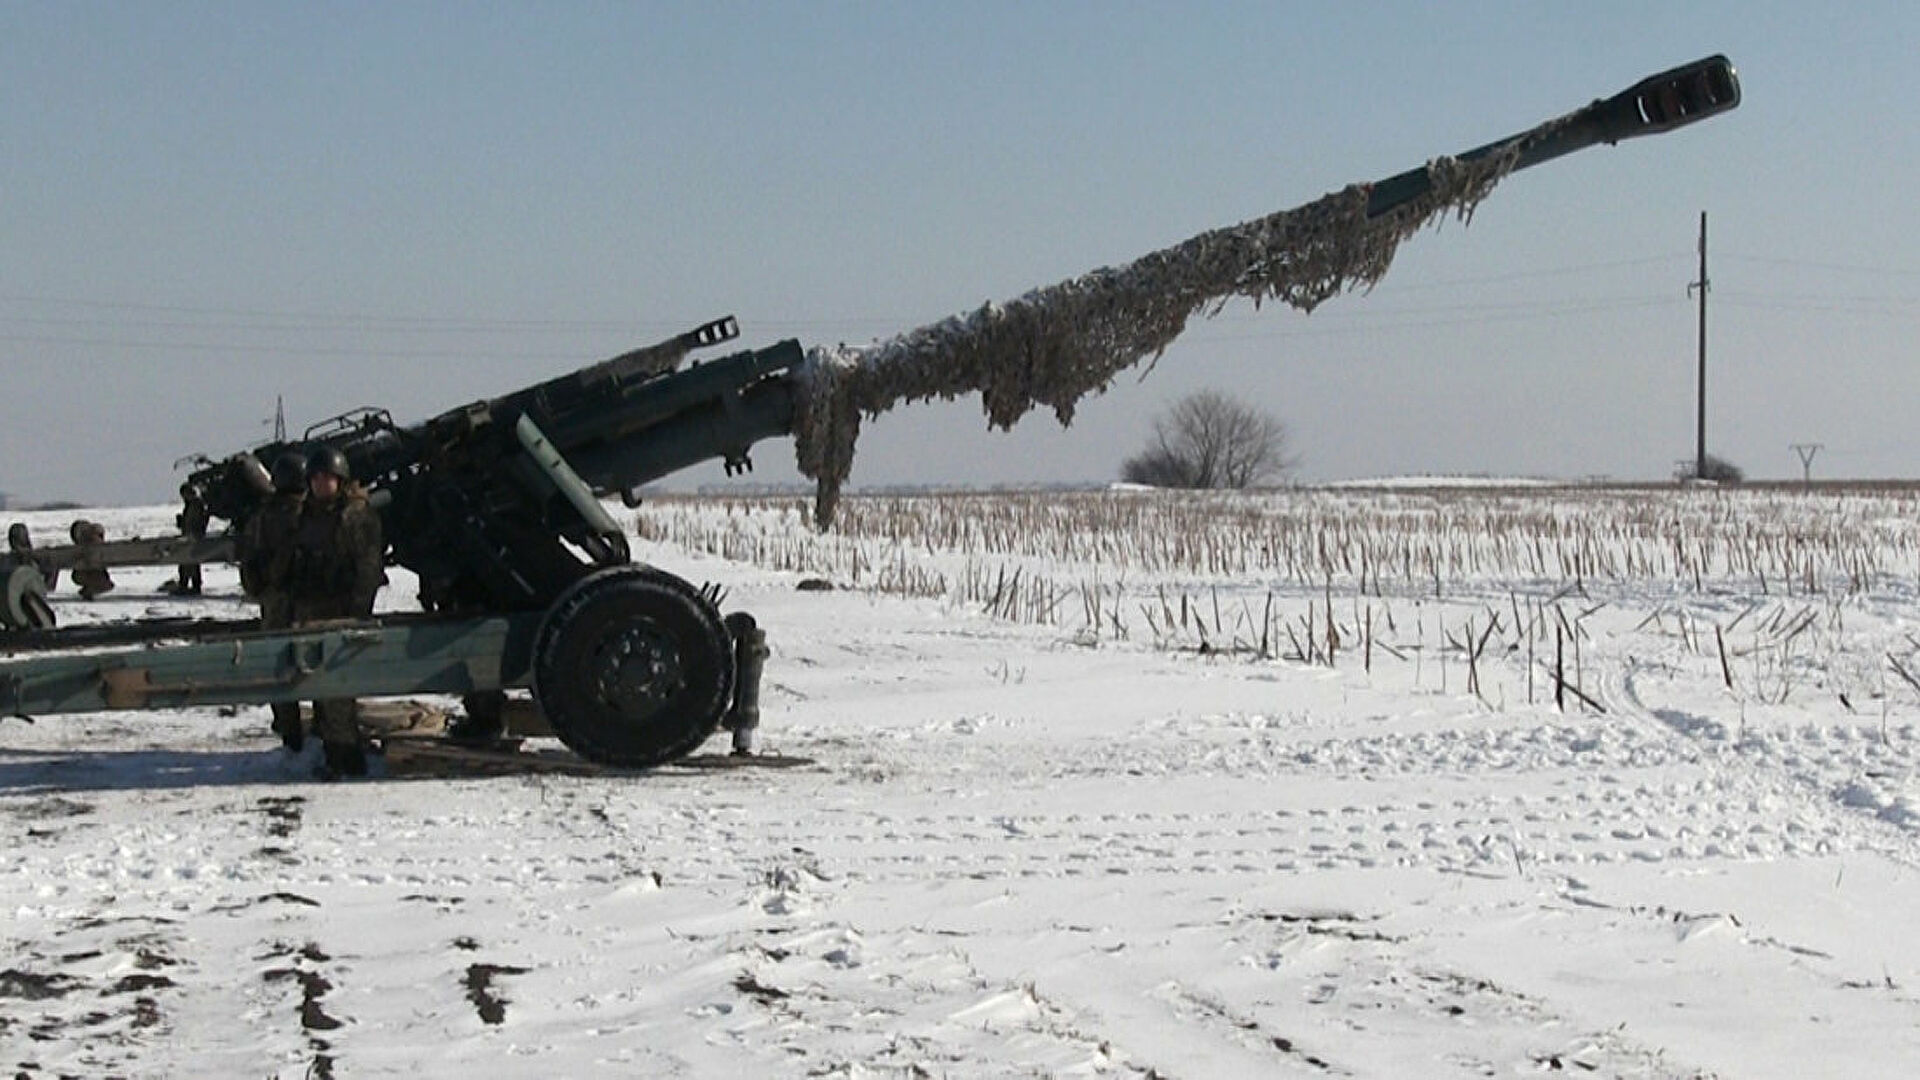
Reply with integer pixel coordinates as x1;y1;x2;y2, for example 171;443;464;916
531;566;734;767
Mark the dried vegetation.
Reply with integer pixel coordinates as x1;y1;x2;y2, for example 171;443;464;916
637;484;1920;715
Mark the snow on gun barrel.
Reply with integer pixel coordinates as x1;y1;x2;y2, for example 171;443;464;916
788;55;1739;527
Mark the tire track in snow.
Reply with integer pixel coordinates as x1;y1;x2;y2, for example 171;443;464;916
1603;657;1920;867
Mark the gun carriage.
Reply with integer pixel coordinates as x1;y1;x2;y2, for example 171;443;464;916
0;57;1739;769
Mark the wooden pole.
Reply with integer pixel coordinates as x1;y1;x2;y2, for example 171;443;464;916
1691;211;1709;478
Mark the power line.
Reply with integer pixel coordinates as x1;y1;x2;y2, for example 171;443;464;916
1378;252;1690;293
10;246;1914;358
0;333;557;361
0;252;1697;330
1718;252;1920;277
1715;293;1920;318
1184;296;1677;344
1718;289;1920;306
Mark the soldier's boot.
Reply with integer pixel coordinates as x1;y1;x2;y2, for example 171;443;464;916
313;699;370;779
270;702;304;753
322;741;368;780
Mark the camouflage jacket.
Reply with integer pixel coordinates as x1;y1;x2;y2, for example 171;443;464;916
286;486;386;621
238;492;304;599
176;495;211;538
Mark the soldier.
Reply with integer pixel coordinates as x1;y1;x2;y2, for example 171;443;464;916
284;446;386;777
170;482;210;595
240;453;308;751
7;523;57;590
68;519;114;600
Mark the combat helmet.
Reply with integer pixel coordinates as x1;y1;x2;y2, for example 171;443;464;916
305;445;351;483
228;453;273;495
270;452;309;494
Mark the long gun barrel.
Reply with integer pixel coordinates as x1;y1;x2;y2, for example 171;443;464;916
791;55;1741;523
1365;55;1739;218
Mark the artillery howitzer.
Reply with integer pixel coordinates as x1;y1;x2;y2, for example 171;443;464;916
0;57;1739;769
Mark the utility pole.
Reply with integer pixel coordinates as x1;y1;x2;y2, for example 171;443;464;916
1791;442;1822;485
1686;211;1709;480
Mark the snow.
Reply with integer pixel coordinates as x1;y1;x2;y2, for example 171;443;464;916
5;492;1920;1079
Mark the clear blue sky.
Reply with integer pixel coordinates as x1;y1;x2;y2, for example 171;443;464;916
4;2;1915;504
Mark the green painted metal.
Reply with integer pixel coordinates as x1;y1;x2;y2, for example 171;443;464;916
0;613;539;718
31;534;237;573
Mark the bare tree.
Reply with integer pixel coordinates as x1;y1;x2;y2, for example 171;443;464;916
1675;452;1744;484
1121;390;1295;489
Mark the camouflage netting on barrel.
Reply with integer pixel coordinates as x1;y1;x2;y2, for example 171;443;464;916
789;146;1523;528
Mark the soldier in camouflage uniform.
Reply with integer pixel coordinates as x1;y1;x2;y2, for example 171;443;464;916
240;453;308;751
170;482;210;595
284;446;386;777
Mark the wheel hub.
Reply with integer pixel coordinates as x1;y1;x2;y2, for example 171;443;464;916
590;624;683;716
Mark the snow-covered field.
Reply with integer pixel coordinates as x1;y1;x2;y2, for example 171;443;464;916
5;487;1920;1078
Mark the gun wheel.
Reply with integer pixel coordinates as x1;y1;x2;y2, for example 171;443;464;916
3;564;56;631
531;566;734;768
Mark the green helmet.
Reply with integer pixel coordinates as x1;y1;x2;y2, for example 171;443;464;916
229;453;273;495
306;445;351;483
271;452;309;493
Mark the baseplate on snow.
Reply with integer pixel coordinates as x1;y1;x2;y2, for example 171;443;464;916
376;734;605;777
351;700;810;777
661;751;816;771
373;731;813;778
